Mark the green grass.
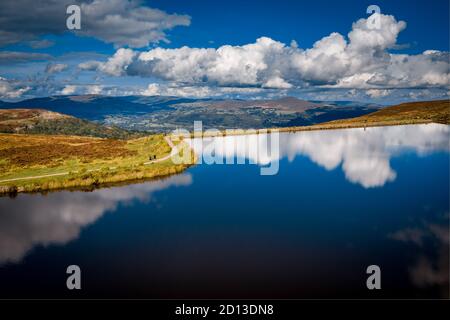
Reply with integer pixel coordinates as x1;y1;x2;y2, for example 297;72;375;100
0;133;192;194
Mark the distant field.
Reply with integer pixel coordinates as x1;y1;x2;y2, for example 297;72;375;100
0;133;191;194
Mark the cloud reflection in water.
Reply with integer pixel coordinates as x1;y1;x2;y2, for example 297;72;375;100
189;124;449;188
0;174;192;265
389;212;449;298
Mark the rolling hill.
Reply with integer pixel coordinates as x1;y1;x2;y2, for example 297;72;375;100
0;108;144;139
318;99;450;126
279;99;450;132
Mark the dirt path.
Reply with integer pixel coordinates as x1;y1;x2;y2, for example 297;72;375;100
0;171;70;183
143;136;178;165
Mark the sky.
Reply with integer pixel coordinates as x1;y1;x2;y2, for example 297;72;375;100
0;0;448;103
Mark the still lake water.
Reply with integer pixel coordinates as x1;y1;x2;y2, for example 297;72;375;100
0;124;448;299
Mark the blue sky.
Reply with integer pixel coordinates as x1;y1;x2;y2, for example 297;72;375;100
0;0;448;103
149;0;449;52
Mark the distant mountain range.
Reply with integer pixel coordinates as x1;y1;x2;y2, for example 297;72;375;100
0;95;381;132
0;95;195;121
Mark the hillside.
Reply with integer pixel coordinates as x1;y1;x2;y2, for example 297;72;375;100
0;108;144;139
0;133;192;194
278;99;450;132
319;99;449;125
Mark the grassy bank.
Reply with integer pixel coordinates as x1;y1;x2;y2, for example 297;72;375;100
0;133;193;194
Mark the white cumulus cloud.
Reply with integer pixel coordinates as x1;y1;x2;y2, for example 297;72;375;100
142;83;266;98
81;13;449;93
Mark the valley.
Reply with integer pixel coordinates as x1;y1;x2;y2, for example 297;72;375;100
0;95;381;132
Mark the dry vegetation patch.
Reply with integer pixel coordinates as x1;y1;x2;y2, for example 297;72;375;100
0;134;135;169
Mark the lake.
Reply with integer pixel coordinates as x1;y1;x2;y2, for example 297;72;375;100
0;124;448;299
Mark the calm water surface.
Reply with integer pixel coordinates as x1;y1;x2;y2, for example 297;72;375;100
0;124;448;299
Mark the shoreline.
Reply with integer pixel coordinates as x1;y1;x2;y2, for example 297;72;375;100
2;120;446;196
0;162;192;196
0;164;193;197
177;119;440;139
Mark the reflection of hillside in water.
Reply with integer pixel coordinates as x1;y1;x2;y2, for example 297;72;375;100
190;124;449;188
0;174;192;265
